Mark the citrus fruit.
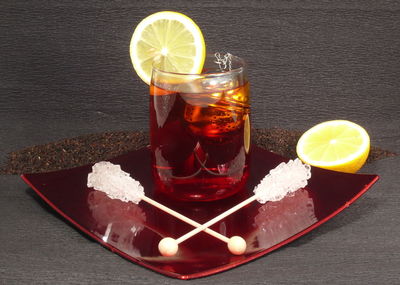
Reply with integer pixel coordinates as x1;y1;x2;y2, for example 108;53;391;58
244;114;251;154
129;11;206;85
296;120;370;173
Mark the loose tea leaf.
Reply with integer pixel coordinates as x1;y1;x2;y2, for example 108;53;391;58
0;129;396;175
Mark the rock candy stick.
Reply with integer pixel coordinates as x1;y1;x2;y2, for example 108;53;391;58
87;161;230;251
158;159;311;256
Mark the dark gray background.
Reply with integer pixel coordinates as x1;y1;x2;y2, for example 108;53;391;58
1;1;399;284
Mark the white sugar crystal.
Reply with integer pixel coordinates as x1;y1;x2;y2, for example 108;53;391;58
253;159;311;204
87;161;144;204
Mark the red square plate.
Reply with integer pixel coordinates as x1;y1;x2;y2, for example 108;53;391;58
21;146;379;279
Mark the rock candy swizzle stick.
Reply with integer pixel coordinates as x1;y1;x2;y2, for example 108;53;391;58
87;161;243;255
158;159;311;256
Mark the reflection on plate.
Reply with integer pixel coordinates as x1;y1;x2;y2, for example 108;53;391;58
21;146;378;279
251;188;317;250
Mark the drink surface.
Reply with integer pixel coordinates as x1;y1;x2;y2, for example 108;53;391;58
150;80;250;201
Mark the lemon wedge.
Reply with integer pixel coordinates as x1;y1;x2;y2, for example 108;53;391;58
129;11;206;85
244;114;251;154
296;120;370;173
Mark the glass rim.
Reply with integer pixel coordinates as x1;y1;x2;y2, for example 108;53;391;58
151;53;247;77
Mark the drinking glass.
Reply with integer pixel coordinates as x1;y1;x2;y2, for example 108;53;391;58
150;54;250;201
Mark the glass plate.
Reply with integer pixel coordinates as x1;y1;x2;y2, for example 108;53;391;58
21;146;379;279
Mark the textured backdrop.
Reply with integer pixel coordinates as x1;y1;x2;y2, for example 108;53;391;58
0;1;399;284
1;1;399;154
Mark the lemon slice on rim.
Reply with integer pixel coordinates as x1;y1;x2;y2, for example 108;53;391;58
129;11;206;85
296;120;370;173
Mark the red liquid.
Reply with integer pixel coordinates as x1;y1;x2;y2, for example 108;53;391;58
150;82;250;201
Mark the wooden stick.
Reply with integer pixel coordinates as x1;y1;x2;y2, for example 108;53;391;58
141;195;229;243
158;195;253;256
176;195;257;244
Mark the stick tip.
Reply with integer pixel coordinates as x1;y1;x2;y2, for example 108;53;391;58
228;236;247;255
158;237;178;257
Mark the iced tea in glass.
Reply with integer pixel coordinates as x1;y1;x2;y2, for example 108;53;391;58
150;54;250;201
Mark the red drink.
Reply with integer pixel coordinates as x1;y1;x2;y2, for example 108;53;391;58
150;79;250;201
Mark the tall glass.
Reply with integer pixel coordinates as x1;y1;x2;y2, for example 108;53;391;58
150;54;250;201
